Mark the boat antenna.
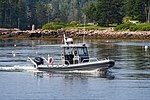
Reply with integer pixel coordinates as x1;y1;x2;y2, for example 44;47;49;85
63;34;67;45
83;14;86;44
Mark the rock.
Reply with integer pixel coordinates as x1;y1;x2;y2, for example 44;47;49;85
0;28;150;39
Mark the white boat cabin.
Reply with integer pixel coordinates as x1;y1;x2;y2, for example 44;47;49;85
61;44;89;65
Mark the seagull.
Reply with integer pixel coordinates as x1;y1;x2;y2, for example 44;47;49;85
144;45;148;51
12;51;16;57
35;51;38;54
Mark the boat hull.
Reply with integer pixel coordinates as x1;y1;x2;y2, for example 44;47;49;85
37;60;115;72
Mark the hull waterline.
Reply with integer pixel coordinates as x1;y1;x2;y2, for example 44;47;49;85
37;60;115;72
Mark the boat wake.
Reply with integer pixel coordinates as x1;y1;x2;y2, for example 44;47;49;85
0;66;37;72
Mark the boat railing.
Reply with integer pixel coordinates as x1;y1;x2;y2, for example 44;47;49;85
81;59;89;63
42;57;71;66
81;58;98;63
28;57;38;68
42;57;49;64
90;57;110;62
89;58;99;62
52;59;70;66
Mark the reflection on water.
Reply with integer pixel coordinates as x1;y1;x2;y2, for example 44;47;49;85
1;39;150;100
1;39;150;79
88;41;150;80
36;71;115;80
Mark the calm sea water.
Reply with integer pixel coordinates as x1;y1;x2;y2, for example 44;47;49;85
0;39;150;100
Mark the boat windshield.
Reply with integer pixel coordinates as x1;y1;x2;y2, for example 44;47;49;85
78;47;88;56
64;47;88;56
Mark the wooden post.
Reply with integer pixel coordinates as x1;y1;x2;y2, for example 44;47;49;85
32;24;35;31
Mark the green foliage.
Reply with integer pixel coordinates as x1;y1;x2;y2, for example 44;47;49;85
83;2;96;22
18;0;27;29
84;26;107;30
0;0;19;28
0;0;91;29
36;1;48;28
129;25;139;31
0;0;149;29
141;26;150;31
68;21;78;27
84;0;124;27
114;23;132;31
115;24;150;31
42;22;66;30
129;25;150;31
42;21;107;30
124;0;147;22
122;17;132;24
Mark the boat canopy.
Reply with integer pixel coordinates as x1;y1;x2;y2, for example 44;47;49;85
61;43;89;64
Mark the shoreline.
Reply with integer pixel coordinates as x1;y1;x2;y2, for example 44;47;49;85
0;28;150;40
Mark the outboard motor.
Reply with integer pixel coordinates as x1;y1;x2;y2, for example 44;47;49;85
33;57;44;66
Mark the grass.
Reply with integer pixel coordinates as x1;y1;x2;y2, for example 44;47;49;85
114;23;150;31
42;22;108;30
63;25;108;30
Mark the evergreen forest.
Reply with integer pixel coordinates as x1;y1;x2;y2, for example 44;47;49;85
0;0;149;29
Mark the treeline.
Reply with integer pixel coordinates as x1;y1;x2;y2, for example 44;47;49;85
84;0;150;26
0;0;149;30
0;0;92;29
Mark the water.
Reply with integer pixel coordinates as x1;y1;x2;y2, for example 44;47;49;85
0;39;150;100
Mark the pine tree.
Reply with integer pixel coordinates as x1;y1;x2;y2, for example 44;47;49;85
124;0;147;22
0;0;7;27
45;3;52;23
0;0;19;28
27;0;37;28
36;1;47;27
84;0;124;26
18;0;27;29
83;2;96;22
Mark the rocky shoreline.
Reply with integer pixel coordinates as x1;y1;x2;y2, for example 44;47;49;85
0;28;150;40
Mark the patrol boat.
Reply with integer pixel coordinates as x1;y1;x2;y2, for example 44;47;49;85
28;35;115;73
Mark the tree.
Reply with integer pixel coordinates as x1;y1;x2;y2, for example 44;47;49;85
0;0;8;27
84;0;124;26
51;0;62;22
124;0;147;22
45;3;52;23
18;0;27;29
97;0;124;26
27;0;37;29
36;1;47;28
10;0;20;28
83;2;96;22
0;0;19;28
146;0;150;23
